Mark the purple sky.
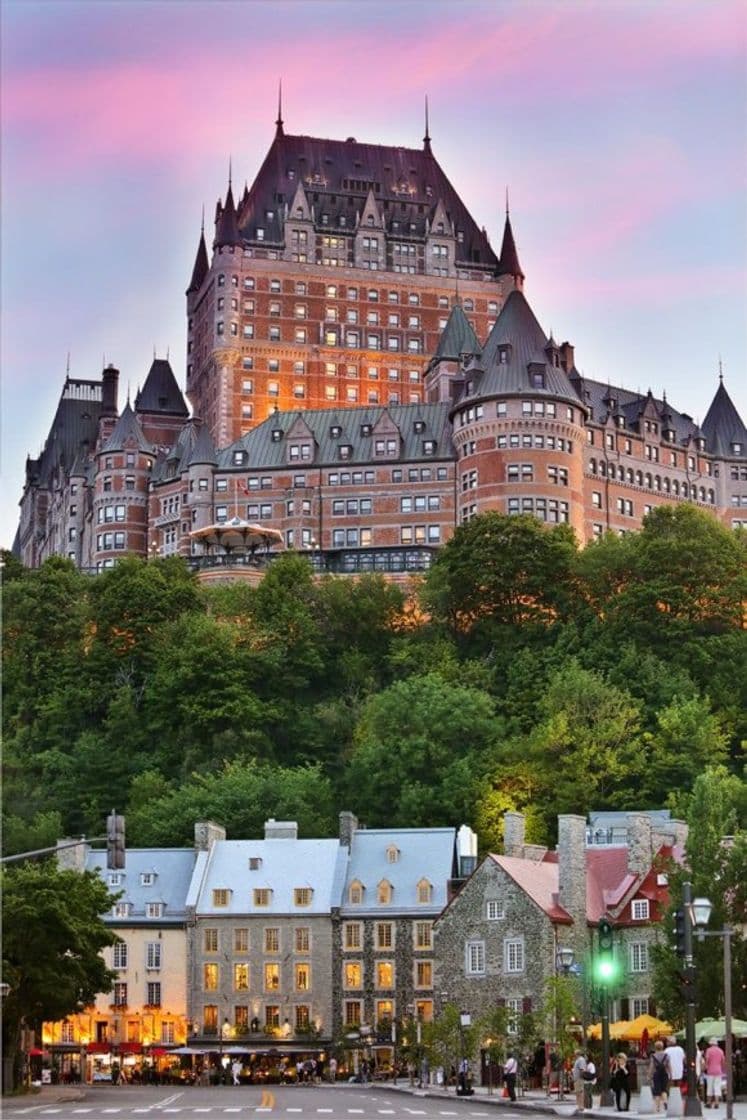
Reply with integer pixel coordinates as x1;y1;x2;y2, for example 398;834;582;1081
2;0;746;548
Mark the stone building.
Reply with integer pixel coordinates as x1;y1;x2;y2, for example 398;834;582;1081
47;836;198;1081
16;116;746;573
433;811;686;1028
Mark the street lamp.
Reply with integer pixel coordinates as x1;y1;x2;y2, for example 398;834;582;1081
217;1017;230;1085
682;882;702;1118
458;1012;471;1096
552;947;575;1101
688;896;734;1120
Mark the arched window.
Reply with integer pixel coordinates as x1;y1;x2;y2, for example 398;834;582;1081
348;880;364;905
416;878;433;904
377;879;393;904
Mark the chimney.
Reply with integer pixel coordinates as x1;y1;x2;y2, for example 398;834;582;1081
503;812;526;858
264;819;298;840
557;814;587;932
339;811;358;847
627;813;654;876
194;821;226;851
56;837;90;872
102;364;119;416
560;341;575;372
653;818;688;852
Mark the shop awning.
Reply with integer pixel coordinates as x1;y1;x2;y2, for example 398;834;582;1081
86;1042;111;1054
28;1048;45;1057
118;1042;143;1054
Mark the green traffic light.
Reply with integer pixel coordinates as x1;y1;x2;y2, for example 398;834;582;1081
596;958;616;982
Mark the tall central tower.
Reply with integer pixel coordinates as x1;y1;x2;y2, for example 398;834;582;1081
185;116;524;448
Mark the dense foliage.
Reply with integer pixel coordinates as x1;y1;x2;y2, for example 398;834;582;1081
2;506;745;858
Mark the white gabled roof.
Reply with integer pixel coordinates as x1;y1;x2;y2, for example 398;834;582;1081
341;827;456;915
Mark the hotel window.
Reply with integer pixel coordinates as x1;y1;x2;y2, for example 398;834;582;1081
146;902;163;919
295;963;310;991
264;963;280;990
504;937;525;973
465;940;485;975
234;963;249;991
204;963;219;990
234;928;249;952
113;942;128;968
344;961;362;989
376;922;394;949
632;900;650;921
487;899;505;920
265;1005;280;1029
630;942;649;972
264;927;279;953
415;960;433;988
112;981;128;1005
377;879;393;904
348;880;364;904
376;961;394;988
253;888;272;907
212;889;229;907
294;887;313;906
295;1005;310;1030
146;942;161;970
295;927;310;953
345;1000;362;1027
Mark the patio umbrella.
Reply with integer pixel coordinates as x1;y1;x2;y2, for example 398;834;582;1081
675;1018;747;1041
587;1021;630;1041
622;1014;671;1041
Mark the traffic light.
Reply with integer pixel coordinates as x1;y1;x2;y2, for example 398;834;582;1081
106;811;126;870
672;909;686;958
595;918;617;985
679;965;696;1004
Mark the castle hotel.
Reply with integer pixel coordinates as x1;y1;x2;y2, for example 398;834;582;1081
16;112;747;574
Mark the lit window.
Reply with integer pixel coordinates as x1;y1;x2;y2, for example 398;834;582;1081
344;962;362;988
204;963;218;990
264;963;280;990
349;880;364;904
234;964;249;990
376;961;394;988
416;879;432;904
377;880;392;904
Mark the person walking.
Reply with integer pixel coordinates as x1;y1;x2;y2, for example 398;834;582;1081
703;1038;726;1109
665;1036;687;1089
504;1053;518;1101
651;1040;670;1113
572;1050;588;1110
611;1053;631;1112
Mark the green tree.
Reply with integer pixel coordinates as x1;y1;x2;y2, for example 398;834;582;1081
537;975;582;1095
422;513;578;637
422;1003;480;1088
345;673;497;827
1;862;117;1091
638;696;730;805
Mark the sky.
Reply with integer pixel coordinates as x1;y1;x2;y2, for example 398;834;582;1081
1;0;746;548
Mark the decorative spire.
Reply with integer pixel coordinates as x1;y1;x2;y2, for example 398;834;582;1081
66;352;70;376
506;186;510;216
718;354;723;383
188;211;210;293
201;204;205;235
228;156;232;190
497;202;525;287
423;95;432;154
275;78;284;136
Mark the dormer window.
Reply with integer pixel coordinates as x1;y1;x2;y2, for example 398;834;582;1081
631;899;650;921
416;878;433;904
212;888;230;907
423;440;436;455
349;879;364;904
271;429;283;442
732;443;742;454
386;845;400;864
233;451;247;466
140;872;156;887
528;363;545;389
113;902;130;918
294;887;313;906
248;857;262;871
339;444;353;460
498;346;510;365
377;879;393;904
108;873;123;886
360;423;372;436
330;425;342;438
253;888;272;907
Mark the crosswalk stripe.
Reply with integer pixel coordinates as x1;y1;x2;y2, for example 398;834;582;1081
286;1109;303;1113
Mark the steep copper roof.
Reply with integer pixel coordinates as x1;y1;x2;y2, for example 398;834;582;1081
701;379;747;458
135;359;189;417
464;289;581;407
429;303;480;365
234;130;498;270
214;181;240;249
187;420;218;467
24;377;105;487
497;212;524;280
102;403;153;454
187;228;209;294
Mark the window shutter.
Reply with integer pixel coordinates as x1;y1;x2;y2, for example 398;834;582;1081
620;998;630;1020
522;997;532;1014
649;999;657;1017
497;997;506;1007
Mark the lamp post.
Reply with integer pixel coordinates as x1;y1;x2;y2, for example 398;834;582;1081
458;1012;471;1095
682;882;702;1118
554;947;575;1101
689;896;733;1120
217;1017;230;1085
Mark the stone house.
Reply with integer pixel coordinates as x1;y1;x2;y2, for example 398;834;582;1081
433;811;686;1032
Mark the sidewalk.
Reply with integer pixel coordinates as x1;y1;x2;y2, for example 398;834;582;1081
386;1081;747;1120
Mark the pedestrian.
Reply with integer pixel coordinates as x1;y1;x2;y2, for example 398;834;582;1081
231;1060;241;1087
650;1040;670;1113
572;1050;588;1110
611;1053;631;1112
665;1036;687;1089
703;1038;726;1109
329;1056;337;1083
504;1053;518;1101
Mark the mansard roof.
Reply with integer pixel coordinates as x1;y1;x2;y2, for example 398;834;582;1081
341;826;457;916
135;359;189;417
573;376;707;446
102;402;153;454
702;379;747;458
467;289;581;406
221;402;452;469
429;303;480;366
26;377;105;487
234;130;498;270
85;847;197;923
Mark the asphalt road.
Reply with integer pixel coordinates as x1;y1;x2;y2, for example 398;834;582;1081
1;1084;531;1120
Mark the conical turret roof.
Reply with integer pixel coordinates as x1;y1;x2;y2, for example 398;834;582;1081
102;403;153;454
214;182;240;249
497;212;524;281
702;379;747;457
187;228;209;294
430;304;480;365
135;359;189;417
187;420;218;467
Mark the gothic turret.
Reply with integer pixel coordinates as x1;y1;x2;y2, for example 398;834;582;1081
497;205;525;288
214;180;240;249
187;224;209;294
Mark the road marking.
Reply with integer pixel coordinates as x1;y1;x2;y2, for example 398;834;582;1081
40;1112;62;1116
348;1110;365;1114
162;1111;183;1114
378;1112;396;1115
287;1109;303;1113
224;1111;243;1114
193;1110;214;1113
72;1111;93;1115
317;1110;333;1114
